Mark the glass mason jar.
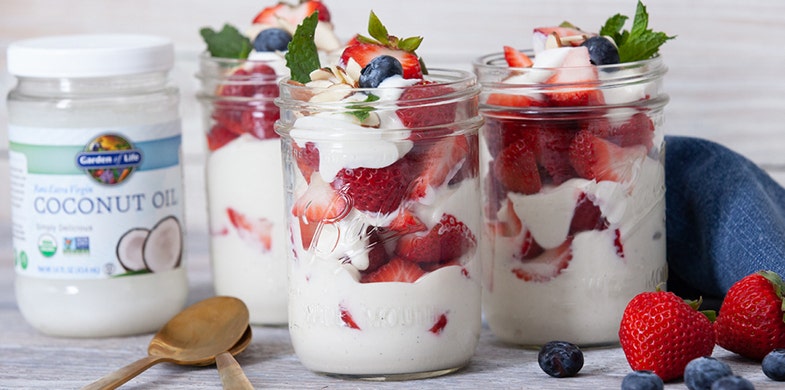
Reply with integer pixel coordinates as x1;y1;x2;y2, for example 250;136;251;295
195;54;288;325
6;34;187;337
474;51;669;347
276;69;483;379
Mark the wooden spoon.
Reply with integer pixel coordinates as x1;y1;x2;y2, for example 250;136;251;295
82;296;249;390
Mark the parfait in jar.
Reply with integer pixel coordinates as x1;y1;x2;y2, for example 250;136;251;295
277;12;483;379
196;0;341;325
475;1;673;346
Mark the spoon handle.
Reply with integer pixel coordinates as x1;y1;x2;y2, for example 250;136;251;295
216;352;254;390
82;355;166;390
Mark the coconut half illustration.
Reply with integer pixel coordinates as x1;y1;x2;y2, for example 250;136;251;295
116;228;150;271
142;215;183;273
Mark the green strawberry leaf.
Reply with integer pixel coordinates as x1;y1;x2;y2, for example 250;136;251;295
759;270;785;316
199;24;252;59
285;12;321;83
367;11;390;46
598;0;675;63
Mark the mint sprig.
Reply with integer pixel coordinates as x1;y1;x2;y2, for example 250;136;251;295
285;12;321;83
199;24;252;59
599;1;675;63
347;94;380;121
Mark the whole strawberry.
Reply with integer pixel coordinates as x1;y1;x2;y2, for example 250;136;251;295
619;290;716;382
715;270;785;360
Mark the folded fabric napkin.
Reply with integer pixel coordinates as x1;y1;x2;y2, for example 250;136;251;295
665;136;785;302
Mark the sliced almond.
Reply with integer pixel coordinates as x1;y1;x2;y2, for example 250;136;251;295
545;32;563;50
314;22;342;52
309;83;352;103
345;58;363;84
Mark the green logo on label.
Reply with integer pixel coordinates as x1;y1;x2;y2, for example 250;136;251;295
38;234;57;257
19;251;28;270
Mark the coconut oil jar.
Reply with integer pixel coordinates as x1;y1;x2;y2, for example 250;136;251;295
5;34;188;337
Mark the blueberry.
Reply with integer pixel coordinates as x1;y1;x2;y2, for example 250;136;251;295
709;375;755;390
684;356;734;390
581;36;620;65
359;55;403;88
621;370;664;390
253;28;292;52
537;340;584;378
763;348;785;381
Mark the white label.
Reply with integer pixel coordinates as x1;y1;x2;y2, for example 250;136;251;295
9;122;185;279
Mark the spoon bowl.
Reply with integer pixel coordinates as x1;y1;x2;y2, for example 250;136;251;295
83;296;249;390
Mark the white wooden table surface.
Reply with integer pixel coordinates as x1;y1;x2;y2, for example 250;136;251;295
1;0;785;388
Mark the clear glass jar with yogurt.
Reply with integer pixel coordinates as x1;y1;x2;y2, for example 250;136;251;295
6;34;187;337
276;69;483;379
474;52;669;347
195;54;288;325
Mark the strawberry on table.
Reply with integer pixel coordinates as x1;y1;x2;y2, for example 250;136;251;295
618;290;716;382
715;270;785;361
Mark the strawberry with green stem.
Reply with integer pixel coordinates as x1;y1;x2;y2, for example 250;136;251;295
715;270;785;361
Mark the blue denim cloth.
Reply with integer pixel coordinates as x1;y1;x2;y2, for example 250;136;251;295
665;136;785;301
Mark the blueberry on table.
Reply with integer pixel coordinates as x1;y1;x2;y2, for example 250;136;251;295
359;55;403;88
537;340;584;378
581;36;620;65
684;356;734;390
763;348;785;381
254;28;292;52
709;375;755;390
621;370;664;390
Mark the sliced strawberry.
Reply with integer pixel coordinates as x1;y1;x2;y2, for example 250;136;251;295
293;174;350;223
503;46;534;68
568;192;608;235
361;227;392;274
493;138;542;195
536;124;578;185
292;141;320;183
340;43;422;80
241;102;280;140
331;158;411;215
516;230;545;260
533;26;594;51
227;207;273;252
339;304;361;329
483;164;508;219
395;213;477;264
396;80;457;128
511;239;572;282
429;313;448;335
217;64;278;98
360;257;426;283
543;47;604;107
589;112;655;149
449;133;480;184
489;199;522;237
388;209;427;235
252;0;330;25
206;124;239;151
485;93;547;108
406;135;469;200
483;117;540;159
568;130;648;183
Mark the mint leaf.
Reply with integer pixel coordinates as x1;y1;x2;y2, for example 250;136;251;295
285;12;321;83
199;24;252;59
347;94;380;121
600;1;675;63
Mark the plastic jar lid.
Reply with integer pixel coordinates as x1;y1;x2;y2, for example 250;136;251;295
7;34;174;78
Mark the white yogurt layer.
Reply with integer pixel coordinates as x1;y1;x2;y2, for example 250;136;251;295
207;134;288;324
482;155;667;346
